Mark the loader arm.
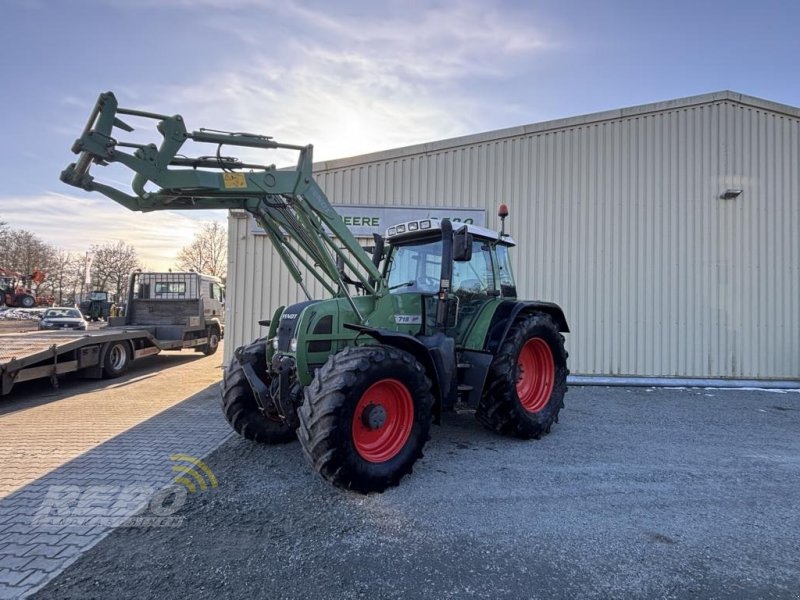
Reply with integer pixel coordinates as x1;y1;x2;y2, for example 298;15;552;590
60;92;383;318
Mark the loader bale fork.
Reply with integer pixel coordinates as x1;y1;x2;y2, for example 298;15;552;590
61;91;570;493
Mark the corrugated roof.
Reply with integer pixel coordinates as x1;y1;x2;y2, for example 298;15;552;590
314;90;800;172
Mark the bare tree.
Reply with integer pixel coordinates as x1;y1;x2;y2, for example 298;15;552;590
66;253;91;304
90;241;141;298
0;228;55;293
176;221;227;279
0;229;49;274
46;248;78;305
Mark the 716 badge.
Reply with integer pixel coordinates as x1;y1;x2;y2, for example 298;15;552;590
394;315;422;324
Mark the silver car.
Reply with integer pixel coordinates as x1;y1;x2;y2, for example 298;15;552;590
39;307;88;331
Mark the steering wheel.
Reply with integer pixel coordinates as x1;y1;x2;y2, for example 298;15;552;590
415;275;438;291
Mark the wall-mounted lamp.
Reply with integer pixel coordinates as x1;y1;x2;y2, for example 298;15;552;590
720;189;743;200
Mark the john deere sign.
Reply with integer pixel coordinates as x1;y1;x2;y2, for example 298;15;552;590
252;205;486;237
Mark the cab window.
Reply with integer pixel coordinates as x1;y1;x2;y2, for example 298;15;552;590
495;245;517;298
386;239;442;294
209;283;224;301
154;282;186;294
452;241;495;295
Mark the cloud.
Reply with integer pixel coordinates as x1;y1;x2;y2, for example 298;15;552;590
153;58;472;166
6;0;558;269
118;0;555;163
0;192;225;271
274;1;551;80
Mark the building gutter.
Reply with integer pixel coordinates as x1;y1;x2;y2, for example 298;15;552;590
567;375;800;390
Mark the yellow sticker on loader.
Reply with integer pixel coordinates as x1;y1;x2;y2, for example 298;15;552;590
222;173;247;189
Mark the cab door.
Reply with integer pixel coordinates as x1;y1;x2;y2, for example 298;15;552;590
451;239;498;346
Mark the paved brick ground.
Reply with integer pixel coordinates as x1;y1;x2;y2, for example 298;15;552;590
0;346;232;599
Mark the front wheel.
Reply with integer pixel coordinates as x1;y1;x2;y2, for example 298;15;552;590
201;327;220;356
476;312;568;439
221;346;295;444
298;345;434;493
18;295;35;308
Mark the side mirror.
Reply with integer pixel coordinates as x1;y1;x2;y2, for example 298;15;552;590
453;226;473;262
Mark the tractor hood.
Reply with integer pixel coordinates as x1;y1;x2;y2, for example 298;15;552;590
275;300;323;352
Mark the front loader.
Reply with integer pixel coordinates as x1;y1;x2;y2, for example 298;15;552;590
61;92;570;493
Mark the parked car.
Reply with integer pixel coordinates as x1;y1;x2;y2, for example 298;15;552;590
38;307;88;331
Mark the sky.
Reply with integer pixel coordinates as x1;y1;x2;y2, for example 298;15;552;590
0;0;798;270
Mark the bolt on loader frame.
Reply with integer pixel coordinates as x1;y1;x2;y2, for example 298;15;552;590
62;92;570;493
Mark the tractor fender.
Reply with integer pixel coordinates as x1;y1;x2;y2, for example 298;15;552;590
342;324;448;410
484;300;570;355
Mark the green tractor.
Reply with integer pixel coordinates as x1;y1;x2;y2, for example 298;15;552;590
61;92;570;493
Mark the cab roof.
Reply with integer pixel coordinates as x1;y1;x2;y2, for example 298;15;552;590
385;218;516;246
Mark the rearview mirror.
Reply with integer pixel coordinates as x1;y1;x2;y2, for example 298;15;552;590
453;226;473;262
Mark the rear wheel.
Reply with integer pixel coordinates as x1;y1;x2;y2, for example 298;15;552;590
298;345;434;493
221;345;295;444
103;341;131;378
476;312;568;439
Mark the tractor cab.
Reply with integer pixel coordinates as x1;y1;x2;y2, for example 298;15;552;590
382;218;517;345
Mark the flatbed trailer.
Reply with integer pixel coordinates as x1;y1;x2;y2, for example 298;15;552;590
0;327;210;396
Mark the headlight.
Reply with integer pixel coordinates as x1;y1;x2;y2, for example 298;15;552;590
271;338;279;350
290;338;298;352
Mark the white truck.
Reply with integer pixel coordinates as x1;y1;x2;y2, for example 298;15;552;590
0;271;225;396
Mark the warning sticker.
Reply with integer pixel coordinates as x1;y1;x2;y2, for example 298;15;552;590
222;173;247;189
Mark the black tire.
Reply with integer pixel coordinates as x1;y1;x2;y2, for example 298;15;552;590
19;295;35;308
201;327;220;356
221;351;295;444
298;345;434;494
103;341;131;378
476;312;568;439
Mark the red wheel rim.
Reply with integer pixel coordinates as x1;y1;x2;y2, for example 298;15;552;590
352;378;414;463
516;338;555;413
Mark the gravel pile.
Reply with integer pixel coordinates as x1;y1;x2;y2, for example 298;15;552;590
0;307;45;321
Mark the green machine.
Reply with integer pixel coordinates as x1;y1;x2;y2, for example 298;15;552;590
61;92;570;493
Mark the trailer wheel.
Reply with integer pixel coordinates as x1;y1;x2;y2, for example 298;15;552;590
18;294;35;308
201;327;220;356
221;353;295;444
103;341;131;378
476;312;568;439
298;345;433;493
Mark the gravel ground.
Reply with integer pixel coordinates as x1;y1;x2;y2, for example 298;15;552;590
33;386;800;600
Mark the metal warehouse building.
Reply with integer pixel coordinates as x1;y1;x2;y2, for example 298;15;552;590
225;90;800;384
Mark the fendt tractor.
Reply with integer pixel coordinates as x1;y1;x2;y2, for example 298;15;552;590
61;92;570;493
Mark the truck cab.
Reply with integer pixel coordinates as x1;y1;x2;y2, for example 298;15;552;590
113;271;225;354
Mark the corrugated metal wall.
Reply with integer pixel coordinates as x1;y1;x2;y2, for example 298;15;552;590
226;94;800;380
